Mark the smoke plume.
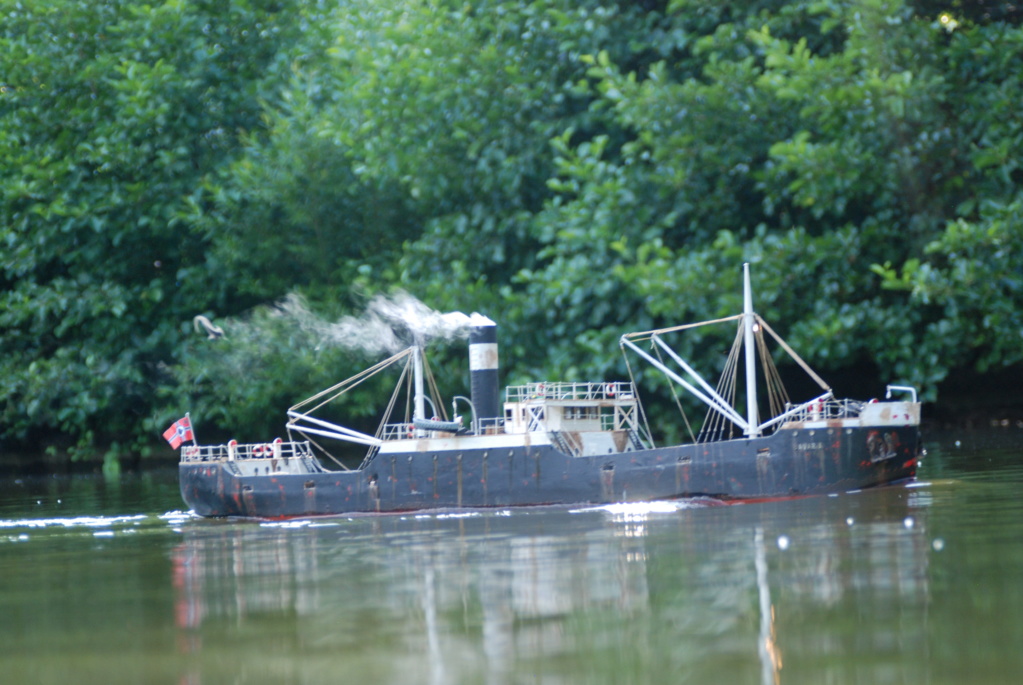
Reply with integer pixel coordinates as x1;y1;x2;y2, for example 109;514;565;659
274;292;492;356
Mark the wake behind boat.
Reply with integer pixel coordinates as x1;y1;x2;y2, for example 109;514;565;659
176;265;920;517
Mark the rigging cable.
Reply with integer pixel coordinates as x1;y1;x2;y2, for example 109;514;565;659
623;349;657;449
652;335;697;444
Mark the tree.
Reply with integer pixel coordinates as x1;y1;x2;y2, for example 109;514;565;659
0;0;303;459
5;0;1022;463
172;0;666;433
509;0;1023;404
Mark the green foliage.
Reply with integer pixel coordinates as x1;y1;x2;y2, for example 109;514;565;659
169;296;393;442
514;0;1023;404
0;0;303;457
179;0;662;430
3;0;1023;461
908;196;1023;374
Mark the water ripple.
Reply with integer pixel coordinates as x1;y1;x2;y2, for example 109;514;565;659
0;514;148;529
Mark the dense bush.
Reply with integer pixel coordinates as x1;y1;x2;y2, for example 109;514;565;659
2;0;1021;461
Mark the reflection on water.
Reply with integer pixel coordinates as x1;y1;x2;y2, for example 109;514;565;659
164;492;935;685
171;506;662;684
755;527;781;685
1;432;1022;684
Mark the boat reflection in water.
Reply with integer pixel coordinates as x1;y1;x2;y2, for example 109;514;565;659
171;489;933;684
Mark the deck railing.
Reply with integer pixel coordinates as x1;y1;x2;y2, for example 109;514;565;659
381;423;415;441
381;417;504;441
783;398;865;423
180;440;313;463
505;381;635;403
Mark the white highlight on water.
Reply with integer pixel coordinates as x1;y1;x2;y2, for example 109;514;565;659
571;500;703;515
0;514;147;529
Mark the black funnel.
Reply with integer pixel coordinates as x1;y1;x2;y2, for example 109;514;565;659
469;318;499;424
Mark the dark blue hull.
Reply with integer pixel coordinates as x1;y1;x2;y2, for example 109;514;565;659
180;424;920;518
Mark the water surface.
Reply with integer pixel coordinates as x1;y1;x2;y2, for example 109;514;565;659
1;431;1021;684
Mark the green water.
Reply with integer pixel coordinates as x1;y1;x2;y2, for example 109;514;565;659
1;430;1021;684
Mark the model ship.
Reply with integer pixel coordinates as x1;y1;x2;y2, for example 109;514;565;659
177;265;921;517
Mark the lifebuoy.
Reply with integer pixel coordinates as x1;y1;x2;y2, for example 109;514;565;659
252;443;272;457
536;383;546;397
407;423;414;438
605;383;616;397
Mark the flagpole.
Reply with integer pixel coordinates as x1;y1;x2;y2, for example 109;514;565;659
187;412;197;446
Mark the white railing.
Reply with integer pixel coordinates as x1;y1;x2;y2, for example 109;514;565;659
180;441;313;463
505;381;635;403
382;423;417;441
782;399;865;424
381;417;504;440
477;417;505;434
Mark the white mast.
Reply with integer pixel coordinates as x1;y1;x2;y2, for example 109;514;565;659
743;263;759;438
413;345;426;421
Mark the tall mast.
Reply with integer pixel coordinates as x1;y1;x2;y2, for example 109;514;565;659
743;263;759;438
413;345;426;424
